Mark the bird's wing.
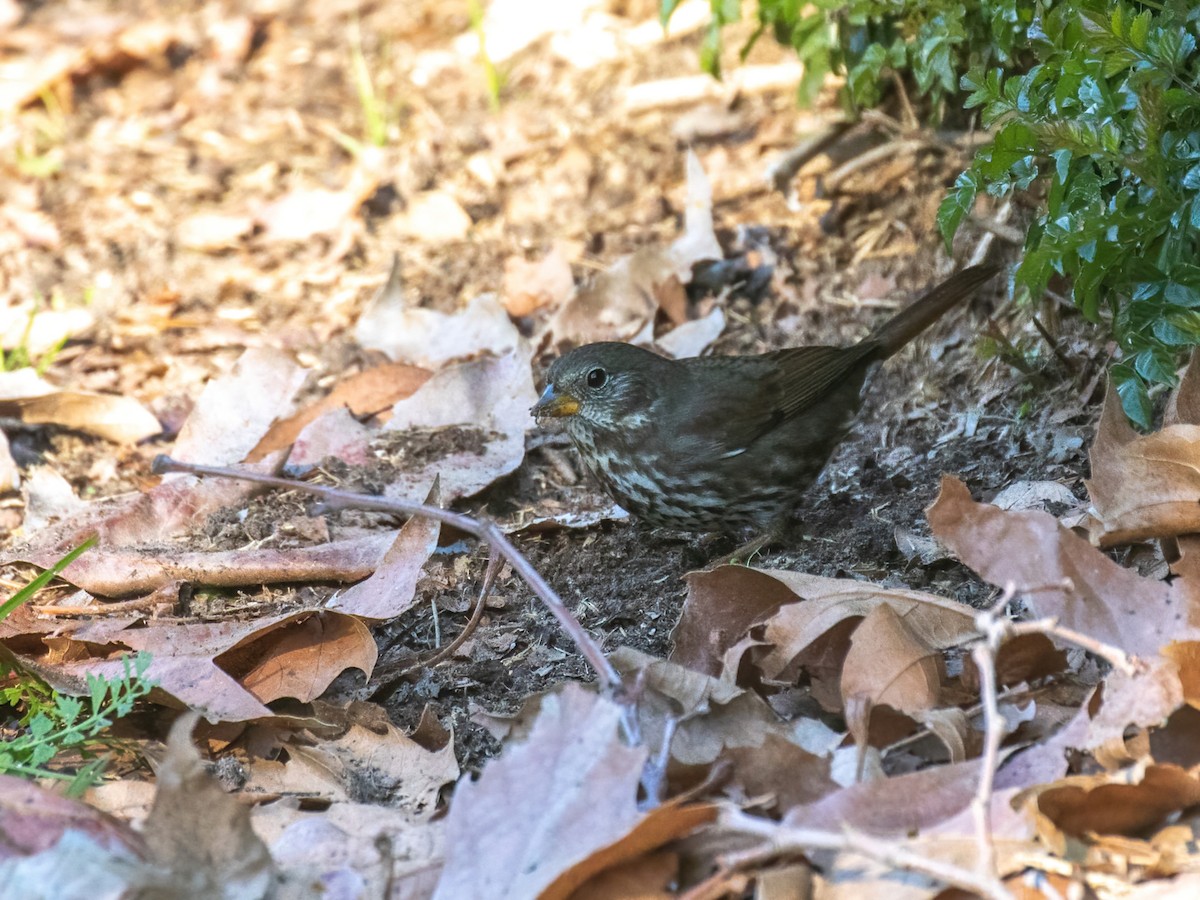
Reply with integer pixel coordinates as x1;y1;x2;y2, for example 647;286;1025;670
670;344;874;459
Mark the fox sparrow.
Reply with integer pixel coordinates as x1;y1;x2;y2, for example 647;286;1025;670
533;265;999;554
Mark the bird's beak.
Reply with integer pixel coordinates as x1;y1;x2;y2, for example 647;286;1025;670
532;383;580;418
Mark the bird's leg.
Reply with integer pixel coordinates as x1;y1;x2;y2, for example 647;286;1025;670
703;525;783;569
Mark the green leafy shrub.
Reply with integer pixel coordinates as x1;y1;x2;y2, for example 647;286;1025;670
667;0;1200;428
0;539;156;792
942;1;1200;427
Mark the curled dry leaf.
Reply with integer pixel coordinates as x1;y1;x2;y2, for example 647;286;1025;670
751;570;977;684
613;647;840;769
16;526;398;597
1087;360;1200;545
927;475;1191;659
0;367;160;444
327;482;442;620
785;758;985;835
502;243;575;317
671;565;802;678
1037;764;1200;840
249;360;432;462
840;602;945;751
382;347;538;503
433;684;713;900
546;151;721;346
143;711;276;896
26;609;378;723
355;255;521;368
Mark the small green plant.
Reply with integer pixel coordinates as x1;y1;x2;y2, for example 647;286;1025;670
13;88;66;179
468;0;505;112
348;20;392;149
0;304;69;374
0;538;156;793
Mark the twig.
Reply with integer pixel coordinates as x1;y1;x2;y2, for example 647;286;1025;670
968;199;1012;267
149;455;631;731
1010;618;1142;676
696;810;1012;900
416;548;499;670
824;139;933;192
764;120;854;195
1029;314;1077;373
969;582;1018;881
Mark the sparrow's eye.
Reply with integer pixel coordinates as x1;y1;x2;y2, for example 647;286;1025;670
586;367;608;389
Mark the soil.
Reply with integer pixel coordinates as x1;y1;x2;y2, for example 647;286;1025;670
0;0;1107;774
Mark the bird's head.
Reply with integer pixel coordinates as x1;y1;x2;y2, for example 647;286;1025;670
532;342;669;432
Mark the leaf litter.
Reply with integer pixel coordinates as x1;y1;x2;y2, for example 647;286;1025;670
1;0;1197;897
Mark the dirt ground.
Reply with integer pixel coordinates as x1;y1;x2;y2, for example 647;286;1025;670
1;0;1106;773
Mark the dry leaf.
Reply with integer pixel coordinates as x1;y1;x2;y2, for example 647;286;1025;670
382;348;537;503
143;711;276;895
0;367;160;444
434;684;712;900
355;255;521;367
395;190;473;244
1087;356;1200;545
328;482;442;620
927;475;1191;659
502;244;575;316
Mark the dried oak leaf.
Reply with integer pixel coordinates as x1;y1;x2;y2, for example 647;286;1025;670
432;684;713;900
1087;353;1200;546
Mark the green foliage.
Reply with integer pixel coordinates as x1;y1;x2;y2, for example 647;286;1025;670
940;0;1200;428
0;304;69;374
665;0;1037;111
0;538;156;791
468;0;506;112
672;0;1200;429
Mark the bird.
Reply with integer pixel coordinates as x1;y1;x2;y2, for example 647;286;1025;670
532;264;1000;561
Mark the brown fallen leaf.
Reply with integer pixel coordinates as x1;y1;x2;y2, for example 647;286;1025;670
143;711;276;895
355;255;521;367
395;189;473;244
327;482;442;620
785;758;985;834
840;602;945;751
15;530;399;597
31;609;379;722
927;475;1191;659
546;151;721;346
432;684;711;900
382;348;537;503
670;565;801;678
249;360;432;461
0;774;144;862
1037;764;1200;839
0;367;160;444
751;570;977;684
1087;354;1200;546
503;243;575;317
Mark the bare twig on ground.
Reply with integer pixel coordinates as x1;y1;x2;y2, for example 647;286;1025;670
149;455;633;733
691;810;1012;900
764;120;854;196
416;548;499;670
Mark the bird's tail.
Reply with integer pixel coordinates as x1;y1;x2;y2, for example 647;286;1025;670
868;264;1001;359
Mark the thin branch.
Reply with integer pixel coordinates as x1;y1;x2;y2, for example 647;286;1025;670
416;548;499;670
149;455;632;731
699;810;1012;900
